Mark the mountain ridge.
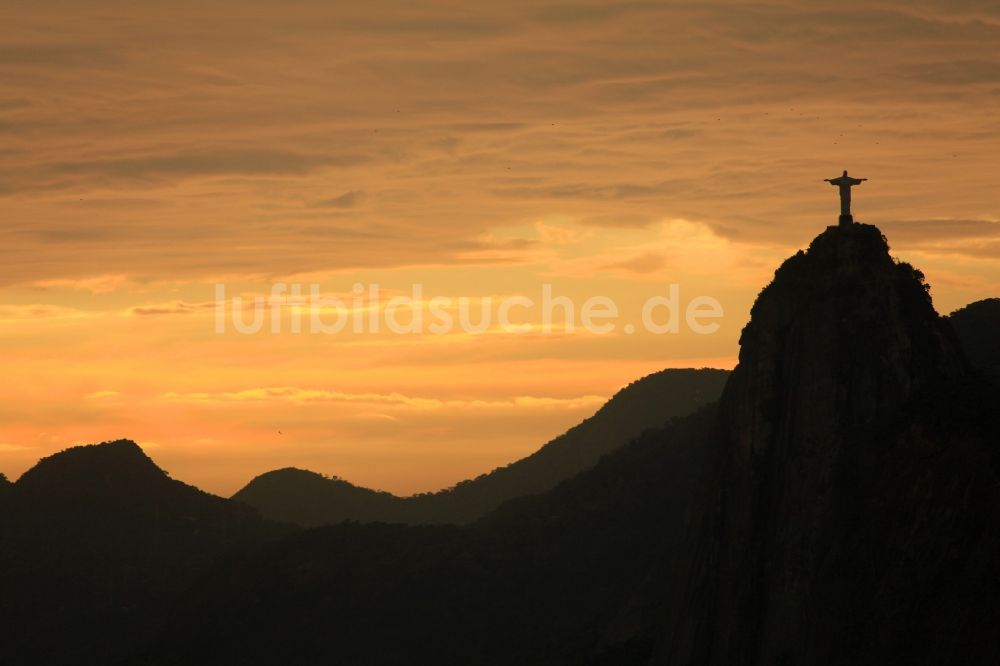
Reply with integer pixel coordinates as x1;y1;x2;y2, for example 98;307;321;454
232;367;730;525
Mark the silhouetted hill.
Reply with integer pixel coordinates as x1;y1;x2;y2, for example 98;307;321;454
130;223;1000;666
15;438;176;505
131;406;721;666
232;367;729;526
232;466;404;525
949;298;1000;383
0;439;293;666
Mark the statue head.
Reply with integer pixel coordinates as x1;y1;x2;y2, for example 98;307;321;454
842;169;848;176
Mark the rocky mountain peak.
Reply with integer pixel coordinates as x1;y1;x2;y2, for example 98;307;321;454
721;222;965;457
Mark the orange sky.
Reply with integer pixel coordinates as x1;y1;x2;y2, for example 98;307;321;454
2;0;998;495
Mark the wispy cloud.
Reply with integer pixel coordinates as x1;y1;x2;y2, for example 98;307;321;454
0;442;31;453
601;251;666;275
128;300;217;316
159;386;604;411
86;390;121;399
33;274;128;294
309;190;365;209
0;304;89;321
1;0;997;286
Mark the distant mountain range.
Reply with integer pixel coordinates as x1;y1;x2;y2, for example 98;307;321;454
231;295;997;530
1;223;997;665
232;367;730;526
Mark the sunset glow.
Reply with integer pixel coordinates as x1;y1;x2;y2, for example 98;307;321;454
2;0;999;494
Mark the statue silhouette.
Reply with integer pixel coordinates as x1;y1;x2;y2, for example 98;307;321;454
825;170;867;225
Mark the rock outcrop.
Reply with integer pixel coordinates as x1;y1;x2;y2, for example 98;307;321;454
660;223;1000;665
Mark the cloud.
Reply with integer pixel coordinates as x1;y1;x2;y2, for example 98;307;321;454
881;218;1000;258
443;122;526;132
47;148;362;182
86;391;121;399
601;251;667;275
929;238;1000;259
0;43;118;67
354;412;400;422
0;304;88;320
535;221;577;244
1;0;998;286
881;218;1000;241
0;442;31;453
578;213;654;228
128;300;217;316
309;190;364;209
33;274;128;293
161;387;445;408
491;180;684;202
159;386;605;411
0;98;32;111
901;60;1000;85
511;395;606;409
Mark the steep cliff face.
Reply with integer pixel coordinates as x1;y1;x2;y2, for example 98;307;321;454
723;223;964;455
661;223;1000;666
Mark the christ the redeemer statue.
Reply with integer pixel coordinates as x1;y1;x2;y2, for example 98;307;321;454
825;170;867;225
